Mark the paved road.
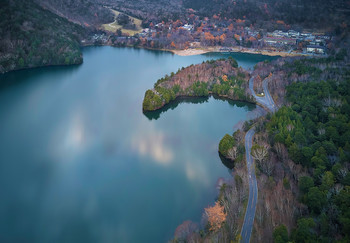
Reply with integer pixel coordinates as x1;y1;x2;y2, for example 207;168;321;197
240;128;258;243
262;77;277;112
240;76;276;243
248;77;276;112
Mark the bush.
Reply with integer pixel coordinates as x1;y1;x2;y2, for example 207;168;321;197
142;90;163;110
273;224;289;243
228;56;238;68
155;86;175;103
219;134;235;156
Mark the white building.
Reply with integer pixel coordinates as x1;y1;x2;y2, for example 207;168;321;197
181;24;194;31
306;45;326;54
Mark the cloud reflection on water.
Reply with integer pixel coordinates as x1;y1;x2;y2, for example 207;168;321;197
50;108;90;162
185;160;211;187
131;123;173;165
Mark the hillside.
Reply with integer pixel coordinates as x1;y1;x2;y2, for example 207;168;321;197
0;0;88;73
35;0;114;26
184;0;350;30
167;49;350;243
95;0;184;22
252;52;350;242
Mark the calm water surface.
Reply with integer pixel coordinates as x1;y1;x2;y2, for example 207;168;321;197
0;47;275;242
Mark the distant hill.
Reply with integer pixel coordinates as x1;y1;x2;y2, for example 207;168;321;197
0;0;88;73
184;0;350;30
35;0;114;26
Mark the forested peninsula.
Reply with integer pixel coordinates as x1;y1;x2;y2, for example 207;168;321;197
142;57;254;111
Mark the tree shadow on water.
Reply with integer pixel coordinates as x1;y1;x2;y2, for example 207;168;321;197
219;152;235;170
143;95;256;120
143;96;210;120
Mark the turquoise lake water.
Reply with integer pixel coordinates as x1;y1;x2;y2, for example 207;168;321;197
0;47;276;242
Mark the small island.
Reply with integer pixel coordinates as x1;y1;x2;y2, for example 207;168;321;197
142;57;255;111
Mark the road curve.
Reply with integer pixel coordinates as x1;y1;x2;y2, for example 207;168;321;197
248;77;276;112
240;76;276;243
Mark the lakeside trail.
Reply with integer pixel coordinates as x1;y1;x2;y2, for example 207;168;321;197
240;76;277;243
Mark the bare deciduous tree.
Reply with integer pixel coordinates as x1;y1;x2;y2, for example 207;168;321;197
252;143;274;176
221;187;240;239
318;127;326;135
274;142;288;162
338;168;348;179
261;159;275;176
251;143;269;164
227;146;238;161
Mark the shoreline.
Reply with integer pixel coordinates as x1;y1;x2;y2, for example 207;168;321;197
83;43;313;58
143;92;257;112
1;44;316;74
169;46;313;57
143;92;272;114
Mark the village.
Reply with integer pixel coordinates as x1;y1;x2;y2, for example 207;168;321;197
84;9;332;56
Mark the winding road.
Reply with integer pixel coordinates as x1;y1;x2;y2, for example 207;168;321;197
240;76;276;243
248;76;276;112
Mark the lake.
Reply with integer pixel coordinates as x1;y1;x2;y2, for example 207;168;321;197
0;47;275;242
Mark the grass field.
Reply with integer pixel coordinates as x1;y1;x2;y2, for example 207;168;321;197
102;9;142;36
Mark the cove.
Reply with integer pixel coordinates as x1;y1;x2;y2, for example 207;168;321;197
0;46;276;242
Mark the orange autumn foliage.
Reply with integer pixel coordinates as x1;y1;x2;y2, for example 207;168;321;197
228;23;234;32
222;75;228;82
234;34;241;41
173;19;182;27
219;33;226;42
205;201;227;231
204;32;215;41
248;36;256;42
170;41;176;48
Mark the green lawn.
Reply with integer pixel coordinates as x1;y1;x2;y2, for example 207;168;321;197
102;9;142;36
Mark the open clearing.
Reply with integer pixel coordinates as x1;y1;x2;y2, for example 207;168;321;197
102;9;142;36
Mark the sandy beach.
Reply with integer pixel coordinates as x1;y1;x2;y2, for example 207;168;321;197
171;49;211;56
169;46;310;57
